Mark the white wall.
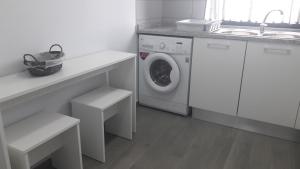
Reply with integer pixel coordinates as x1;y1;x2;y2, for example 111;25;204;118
0;0;136;125
0;0;136;77
136;0;207;26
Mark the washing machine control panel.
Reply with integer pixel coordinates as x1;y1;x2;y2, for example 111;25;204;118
139;35;192;55
159;42;166;49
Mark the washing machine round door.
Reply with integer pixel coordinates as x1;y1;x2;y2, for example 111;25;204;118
144;53;180;93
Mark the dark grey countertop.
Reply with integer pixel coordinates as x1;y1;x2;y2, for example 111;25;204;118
138;26;300;45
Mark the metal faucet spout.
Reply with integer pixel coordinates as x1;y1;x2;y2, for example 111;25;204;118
260;10;284;34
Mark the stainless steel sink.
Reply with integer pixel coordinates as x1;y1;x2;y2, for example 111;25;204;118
216;29;259;36
215;28;300;39
262;32;300;39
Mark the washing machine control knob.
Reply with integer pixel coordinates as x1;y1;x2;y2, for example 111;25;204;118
159;42;166;49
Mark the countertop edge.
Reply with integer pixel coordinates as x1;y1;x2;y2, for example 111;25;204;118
138;27;300;45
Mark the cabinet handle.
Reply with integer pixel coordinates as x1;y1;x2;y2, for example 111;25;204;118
207;43;230;50
264;47;291;55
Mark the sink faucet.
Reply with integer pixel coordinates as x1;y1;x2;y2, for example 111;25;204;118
260;10;284;34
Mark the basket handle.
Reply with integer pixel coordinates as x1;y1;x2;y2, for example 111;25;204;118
23;54;39;66
49;44;63;53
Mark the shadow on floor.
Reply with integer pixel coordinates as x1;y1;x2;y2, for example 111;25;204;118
34;106;300;169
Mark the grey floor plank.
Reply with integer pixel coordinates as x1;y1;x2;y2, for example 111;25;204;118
83;135;131;169
80;106;300;169
223;131;256;169
290;142;300;169
269;138;294;169
84;106;184;169
177;121;237;169
247;134;272;169
106;106;184;169
129;117;201;169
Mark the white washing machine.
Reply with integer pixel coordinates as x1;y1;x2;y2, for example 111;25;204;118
138;35;193;115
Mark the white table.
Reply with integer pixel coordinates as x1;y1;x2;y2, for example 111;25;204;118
0;50;136;169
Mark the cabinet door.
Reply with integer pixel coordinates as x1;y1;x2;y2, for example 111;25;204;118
238;42;300;127
189;38;246;115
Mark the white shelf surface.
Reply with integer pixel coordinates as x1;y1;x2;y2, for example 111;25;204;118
5;113;79;153
0;50;135;104
71;86;132;111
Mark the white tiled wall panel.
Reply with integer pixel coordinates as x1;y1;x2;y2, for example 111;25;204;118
193;0;207;19
162;0;207;25
136;0;163;26
162;0;193;19
136;0;207;26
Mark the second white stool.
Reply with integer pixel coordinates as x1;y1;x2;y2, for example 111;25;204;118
71;86;132;162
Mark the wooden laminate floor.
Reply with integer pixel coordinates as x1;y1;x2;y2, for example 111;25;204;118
50;106;300;169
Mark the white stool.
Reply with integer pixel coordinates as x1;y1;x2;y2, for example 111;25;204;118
5;113;83;169
71;86;132;162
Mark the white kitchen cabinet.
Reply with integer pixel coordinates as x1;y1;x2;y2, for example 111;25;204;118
295;105;300;129
238;42;300;128
189;38;247;115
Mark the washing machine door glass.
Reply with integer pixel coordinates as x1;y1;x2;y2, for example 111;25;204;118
144;53;180;93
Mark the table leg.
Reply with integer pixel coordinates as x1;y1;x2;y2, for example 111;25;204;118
0;111;12;169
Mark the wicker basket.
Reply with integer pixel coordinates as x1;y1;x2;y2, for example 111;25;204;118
23;44;64;76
